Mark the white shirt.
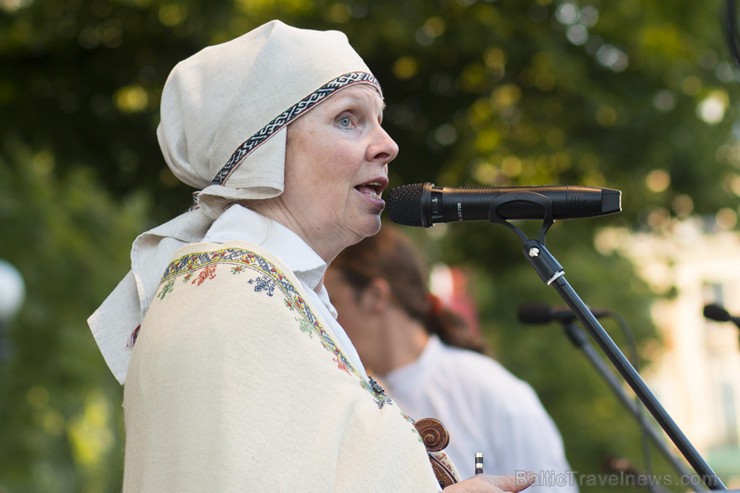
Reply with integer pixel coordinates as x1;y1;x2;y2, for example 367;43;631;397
383;335;578;492
203;204;367;376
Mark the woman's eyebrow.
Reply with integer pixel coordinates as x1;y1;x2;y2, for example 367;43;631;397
332;89;386;110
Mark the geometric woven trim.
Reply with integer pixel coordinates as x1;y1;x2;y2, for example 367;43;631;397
211;71;380;186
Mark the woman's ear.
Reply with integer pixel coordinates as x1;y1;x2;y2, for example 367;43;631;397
361;277;393;313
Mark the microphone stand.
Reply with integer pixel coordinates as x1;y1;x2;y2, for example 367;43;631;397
559;318;699;491
487;192;727;491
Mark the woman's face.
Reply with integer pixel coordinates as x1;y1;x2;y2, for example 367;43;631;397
263;84;398;261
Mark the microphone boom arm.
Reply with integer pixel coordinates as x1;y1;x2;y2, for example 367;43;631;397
560;319;699;489
488;194;726;491
523;241;725;491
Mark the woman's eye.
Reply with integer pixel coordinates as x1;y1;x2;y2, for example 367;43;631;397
338;116;352;128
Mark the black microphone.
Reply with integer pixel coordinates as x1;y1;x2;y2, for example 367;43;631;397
386;182;622;227
517;301;610;325
703;303;740;329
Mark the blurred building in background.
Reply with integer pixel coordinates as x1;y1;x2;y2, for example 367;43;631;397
597;217;740;486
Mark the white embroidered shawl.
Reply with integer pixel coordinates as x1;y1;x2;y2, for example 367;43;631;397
122;240;442;492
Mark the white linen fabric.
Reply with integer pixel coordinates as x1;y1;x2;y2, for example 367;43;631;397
88;20;381;385
202;204;366;374
383;335;578;493
123;239;441;492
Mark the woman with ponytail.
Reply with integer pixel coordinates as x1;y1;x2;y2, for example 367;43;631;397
326;225;578;492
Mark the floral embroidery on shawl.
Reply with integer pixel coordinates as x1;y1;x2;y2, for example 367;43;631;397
154;247;393;409
248;276;276;296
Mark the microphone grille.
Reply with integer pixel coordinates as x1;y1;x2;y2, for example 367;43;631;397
386;183;424;226
703;303;731;322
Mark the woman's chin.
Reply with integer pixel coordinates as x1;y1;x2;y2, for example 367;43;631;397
367;216;383;237
349;216;383;243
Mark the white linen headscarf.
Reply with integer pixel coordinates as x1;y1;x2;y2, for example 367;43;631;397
88;20;382;384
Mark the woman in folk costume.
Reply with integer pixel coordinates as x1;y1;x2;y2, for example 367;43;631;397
88;20;534;493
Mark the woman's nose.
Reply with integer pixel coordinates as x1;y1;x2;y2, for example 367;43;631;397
368;126;399;165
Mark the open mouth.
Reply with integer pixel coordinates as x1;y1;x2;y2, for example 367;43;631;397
355;180;386;199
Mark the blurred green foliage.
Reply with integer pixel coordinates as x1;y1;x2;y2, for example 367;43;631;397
1;0;738;491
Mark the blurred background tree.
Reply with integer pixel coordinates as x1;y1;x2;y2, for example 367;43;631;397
1;0;738;491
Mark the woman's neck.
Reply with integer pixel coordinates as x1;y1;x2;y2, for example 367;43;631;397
374;309;429;377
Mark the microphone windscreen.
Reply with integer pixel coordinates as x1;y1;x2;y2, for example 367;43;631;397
517;302;553;324
703;303;731;322
386;183;424;226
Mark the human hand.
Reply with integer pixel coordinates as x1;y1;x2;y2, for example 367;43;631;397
442;472;535;493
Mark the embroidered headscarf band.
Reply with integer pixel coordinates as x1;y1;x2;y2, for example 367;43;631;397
211;71;379;187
